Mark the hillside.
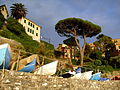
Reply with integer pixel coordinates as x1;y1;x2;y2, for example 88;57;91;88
0;17;54;56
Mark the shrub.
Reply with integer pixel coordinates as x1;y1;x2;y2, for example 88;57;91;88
99;65;114;73
0;12;5;29
72;59;80;65
94;59;102;66
6;17;25;35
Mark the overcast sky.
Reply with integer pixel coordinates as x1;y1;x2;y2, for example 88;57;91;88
1;0;120;47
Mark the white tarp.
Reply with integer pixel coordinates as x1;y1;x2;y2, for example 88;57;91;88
34;60;58;75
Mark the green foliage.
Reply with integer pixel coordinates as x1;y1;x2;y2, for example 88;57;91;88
0;12;5;29
99;65;114;73
10;3;27;19
110;56;120;68
0;17;39;53
54;50;64;58
55;17;102;66
72;59;80;65
39;57;53;65
94;59;102;66
6;17;25;35
89;50;102;60
94;34;115;53
84;43;92;57
41;40;54;50
63;37;78;47
38;43;48;56
55;17;101;38
101;59;108;65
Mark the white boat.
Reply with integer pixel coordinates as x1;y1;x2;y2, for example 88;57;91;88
71;71;93;80
0;43;12;69
34;60;58;75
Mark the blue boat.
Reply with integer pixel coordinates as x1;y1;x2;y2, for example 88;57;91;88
18;58;36;72
99;78;110;81
90;72;101;80
0;43;12;69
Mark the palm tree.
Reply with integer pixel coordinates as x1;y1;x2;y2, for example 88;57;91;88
10;3;27;19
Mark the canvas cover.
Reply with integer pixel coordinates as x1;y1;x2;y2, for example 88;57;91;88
34;60;58;75
0;43;12;69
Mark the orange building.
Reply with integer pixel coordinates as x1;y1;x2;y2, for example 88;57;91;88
112;39;120;51
56;44;77;59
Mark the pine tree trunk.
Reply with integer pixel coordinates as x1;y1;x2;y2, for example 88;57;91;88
69;47;72;65
42;56;44;65
80;51;84;66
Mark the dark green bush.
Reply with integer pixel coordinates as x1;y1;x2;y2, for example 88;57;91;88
0;12;5;29
6;17;25;35
94;59;102;66
99;65;114;73
72;59;80;65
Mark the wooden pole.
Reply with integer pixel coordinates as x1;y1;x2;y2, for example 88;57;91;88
16;50;20;71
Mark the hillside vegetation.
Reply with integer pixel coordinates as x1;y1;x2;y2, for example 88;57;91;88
0;16;54;56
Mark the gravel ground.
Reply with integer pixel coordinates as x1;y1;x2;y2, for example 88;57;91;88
0;70;120;90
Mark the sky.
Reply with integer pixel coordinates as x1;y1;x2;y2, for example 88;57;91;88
0;0;120;47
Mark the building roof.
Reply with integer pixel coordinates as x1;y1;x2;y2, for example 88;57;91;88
0;4;9;17
23;17;42;28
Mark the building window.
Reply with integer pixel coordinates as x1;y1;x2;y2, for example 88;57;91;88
24;20;26;23
28;22;30;25
32;30;34;34
36;27;38;30
119;46;120;49
27;28;29;32
2;7;4;11
33;25;34;28
31;23;32;27
36;33;38;36
30;29;32;33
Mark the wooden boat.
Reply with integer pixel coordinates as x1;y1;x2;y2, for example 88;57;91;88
111;75;120;80
34;60;58;75
90;72;101;80
18;58;36;72
0;43;12;69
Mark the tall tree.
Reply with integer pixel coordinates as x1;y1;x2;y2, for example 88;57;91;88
93;34;115;59
55;18;101;66
63;37;78;64
10;3;27;19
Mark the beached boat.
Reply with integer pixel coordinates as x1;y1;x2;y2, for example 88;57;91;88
0;43;12;69
71;71;93;80
18;58;36;72
111;75;120;80
90;72;101;80
34;60;58;75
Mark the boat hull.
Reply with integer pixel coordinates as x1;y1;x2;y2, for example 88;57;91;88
0;43;12;69
18;58;36;72
34;60;58;75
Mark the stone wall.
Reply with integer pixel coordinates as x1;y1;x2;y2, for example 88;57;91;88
0;70;120;90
